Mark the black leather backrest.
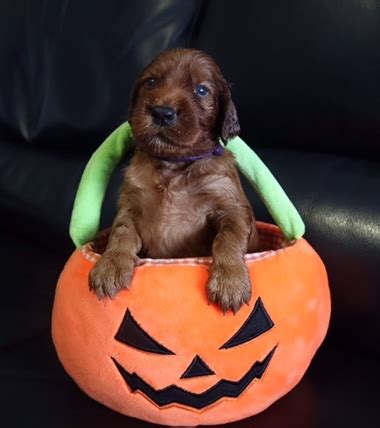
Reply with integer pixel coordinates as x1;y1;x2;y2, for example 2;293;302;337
0;0;201;150
193;0;380;156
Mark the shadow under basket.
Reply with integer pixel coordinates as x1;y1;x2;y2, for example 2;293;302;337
51;222;330;426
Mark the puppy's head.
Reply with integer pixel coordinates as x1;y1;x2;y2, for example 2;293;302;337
129;49;240;158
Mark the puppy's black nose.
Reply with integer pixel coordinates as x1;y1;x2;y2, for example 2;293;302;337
151;106;177;126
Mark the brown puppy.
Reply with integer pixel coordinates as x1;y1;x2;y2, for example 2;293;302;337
90;48;260;312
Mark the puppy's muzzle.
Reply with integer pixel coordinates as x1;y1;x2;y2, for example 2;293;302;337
151;105;177;127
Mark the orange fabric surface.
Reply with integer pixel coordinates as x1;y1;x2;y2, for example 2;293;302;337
51;224;330;426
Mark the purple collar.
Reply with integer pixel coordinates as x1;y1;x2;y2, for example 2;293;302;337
152;144;225;163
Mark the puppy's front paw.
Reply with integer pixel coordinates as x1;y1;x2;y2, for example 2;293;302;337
89;255;135;299
207;263;252;313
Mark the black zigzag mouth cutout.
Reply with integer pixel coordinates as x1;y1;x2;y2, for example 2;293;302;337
112;346;276;410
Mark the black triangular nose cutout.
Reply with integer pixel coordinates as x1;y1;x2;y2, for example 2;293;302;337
181;355;215;379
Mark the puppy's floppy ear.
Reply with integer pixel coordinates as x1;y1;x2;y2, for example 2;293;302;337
218;80;241;143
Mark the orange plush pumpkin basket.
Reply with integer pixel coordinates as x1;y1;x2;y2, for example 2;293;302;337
52;123;330;426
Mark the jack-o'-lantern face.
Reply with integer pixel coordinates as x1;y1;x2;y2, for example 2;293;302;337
52;223;330;426
112;298;275;409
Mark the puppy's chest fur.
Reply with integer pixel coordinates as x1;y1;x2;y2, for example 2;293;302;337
123;154;238;258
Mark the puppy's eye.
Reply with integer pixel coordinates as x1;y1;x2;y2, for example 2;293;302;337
195;84;209;97
145;77;158;88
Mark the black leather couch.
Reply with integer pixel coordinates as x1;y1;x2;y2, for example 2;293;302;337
1;1;379;426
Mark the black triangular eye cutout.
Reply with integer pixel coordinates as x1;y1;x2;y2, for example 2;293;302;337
220;298;274;349
115;309;175;355
181;355;215;379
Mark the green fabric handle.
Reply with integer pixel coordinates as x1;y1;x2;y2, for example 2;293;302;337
227;137;305;240
69;121;133;248
70;121;305;247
